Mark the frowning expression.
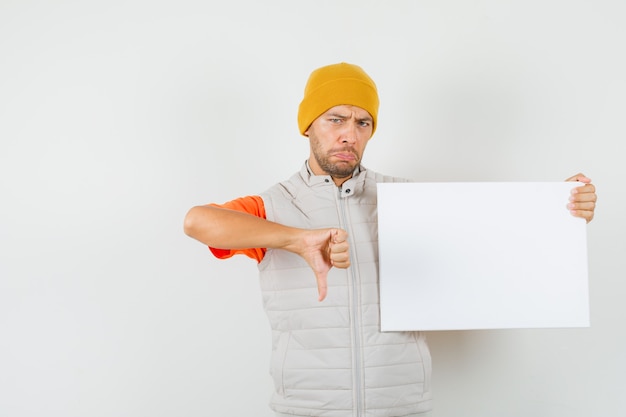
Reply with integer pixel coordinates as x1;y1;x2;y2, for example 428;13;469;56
305;105;374;186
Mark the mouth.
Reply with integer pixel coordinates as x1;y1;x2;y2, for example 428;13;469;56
332;151;357;161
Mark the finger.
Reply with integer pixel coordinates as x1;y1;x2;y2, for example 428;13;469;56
330;251;350;268
567;192;597;222
570;185;597;215
568;200;596;214
571;183;596;197
329;232;350;268
570;190;597;204
332;259;350;269
565;173;591;183
568;199;596;209
332;228;348;244
330;239;349;253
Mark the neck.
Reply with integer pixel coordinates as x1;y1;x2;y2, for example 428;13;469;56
331;175;351;187
305;160;358;186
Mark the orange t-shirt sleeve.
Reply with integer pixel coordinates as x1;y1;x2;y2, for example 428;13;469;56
207;195;267;263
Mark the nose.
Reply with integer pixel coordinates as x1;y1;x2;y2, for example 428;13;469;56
340;120;358;144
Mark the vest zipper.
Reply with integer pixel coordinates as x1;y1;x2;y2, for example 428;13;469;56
337;185;363;417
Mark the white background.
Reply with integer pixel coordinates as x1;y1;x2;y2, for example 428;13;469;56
0;1;624;416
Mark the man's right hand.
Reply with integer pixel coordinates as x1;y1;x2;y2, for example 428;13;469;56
184;204;350;301
297;228;350;302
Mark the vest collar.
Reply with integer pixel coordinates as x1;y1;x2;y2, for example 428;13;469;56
300;160;367;197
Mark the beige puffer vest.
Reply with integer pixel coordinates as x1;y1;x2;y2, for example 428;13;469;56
258;163;432;417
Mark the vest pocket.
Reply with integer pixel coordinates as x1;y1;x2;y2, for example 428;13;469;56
270;331;292;396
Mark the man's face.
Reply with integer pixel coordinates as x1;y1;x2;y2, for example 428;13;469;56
305;105;374;185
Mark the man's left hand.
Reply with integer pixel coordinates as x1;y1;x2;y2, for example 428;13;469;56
566;173;597;223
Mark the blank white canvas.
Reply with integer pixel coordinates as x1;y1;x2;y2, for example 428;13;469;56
378;182;589;331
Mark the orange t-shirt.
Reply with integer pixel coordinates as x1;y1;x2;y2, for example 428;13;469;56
208;195;267;263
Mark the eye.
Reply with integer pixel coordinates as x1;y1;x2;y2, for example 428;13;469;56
358;120;371;127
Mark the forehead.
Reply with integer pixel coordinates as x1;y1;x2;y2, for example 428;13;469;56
323;105;373;119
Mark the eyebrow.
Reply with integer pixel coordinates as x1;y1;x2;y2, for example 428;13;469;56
327;112;373;123
326;112;349;119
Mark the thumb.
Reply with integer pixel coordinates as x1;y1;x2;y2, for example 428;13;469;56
315;269;328;302
565;173;591;183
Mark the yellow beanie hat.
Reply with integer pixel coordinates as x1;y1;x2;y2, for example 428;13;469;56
297;62;379;136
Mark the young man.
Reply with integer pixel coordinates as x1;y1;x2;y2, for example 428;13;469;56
184;63;597;417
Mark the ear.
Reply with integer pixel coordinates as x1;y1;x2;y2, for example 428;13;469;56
304;129;310;137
